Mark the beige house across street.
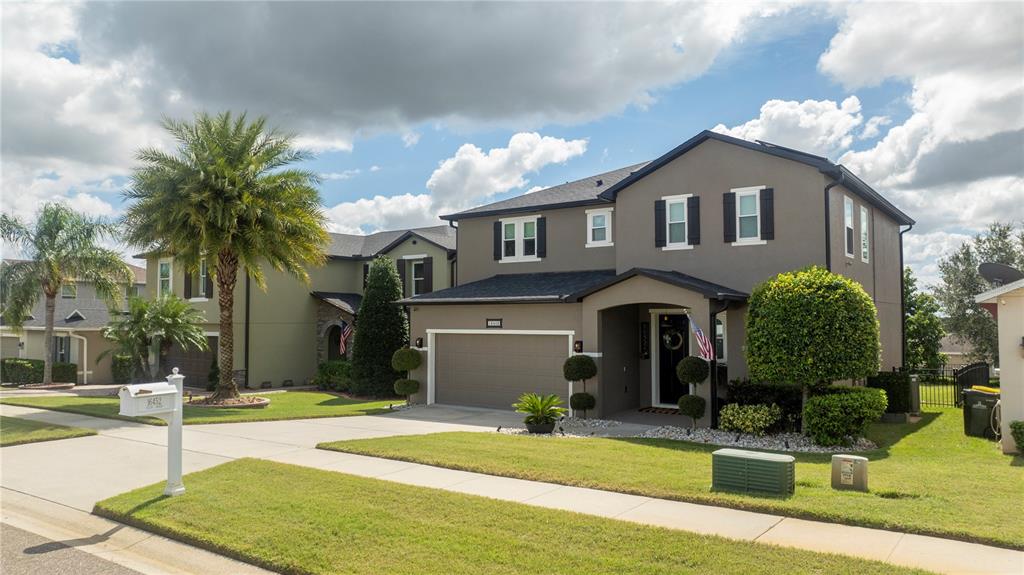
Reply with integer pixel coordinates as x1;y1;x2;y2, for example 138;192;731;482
141;225;456;388
402;131;914;423
0;262;147;384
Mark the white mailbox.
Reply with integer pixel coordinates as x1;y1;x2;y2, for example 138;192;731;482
119;382;179;419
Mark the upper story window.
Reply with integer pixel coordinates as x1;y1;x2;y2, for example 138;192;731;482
158;258;172;297
411;260;426;296
499;216;541;263
736;189;760;242
860;206;870;263
61;283;77;299
662;194;693;250
586;208;613;248
844;196;855;258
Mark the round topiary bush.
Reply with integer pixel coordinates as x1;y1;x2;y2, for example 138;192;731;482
676;356;709;387
677;394;706;430
394;378;420;399
391;347;423;372
564;354;597;381
570;392;596;418
803;387;887;446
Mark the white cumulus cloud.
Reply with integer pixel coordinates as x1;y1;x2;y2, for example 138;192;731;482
712;96;864;158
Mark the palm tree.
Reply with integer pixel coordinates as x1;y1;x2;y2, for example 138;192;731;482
1;203;133;385
100;295;208;381
123;112;328;400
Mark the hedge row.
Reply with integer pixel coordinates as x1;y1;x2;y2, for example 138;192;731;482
726;379;802;432
1;358;78;384
804;387;887;446
866;371;911;413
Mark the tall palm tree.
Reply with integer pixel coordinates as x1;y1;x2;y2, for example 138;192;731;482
1;203;134;385
123;112;328;400
100;295;208;381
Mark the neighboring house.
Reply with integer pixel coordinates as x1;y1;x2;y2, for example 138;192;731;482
938;333;976;368
0;261;146;384
975;279;1023;454
140;225;456;388
402;130;913;422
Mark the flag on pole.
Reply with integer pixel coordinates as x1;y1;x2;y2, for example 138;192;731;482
689;319;715;361
339;321;354;355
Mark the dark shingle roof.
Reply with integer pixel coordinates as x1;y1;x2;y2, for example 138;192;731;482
401;270;617;304
1;299;124;330
440;163;648;221
567;268;748;302
327;225;456;259
311;291;363;315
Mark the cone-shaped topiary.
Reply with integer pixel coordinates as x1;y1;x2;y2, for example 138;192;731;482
351;255;408;397
676;356;709;387
392;347;423;372
570;392;596;419
677;394;706;430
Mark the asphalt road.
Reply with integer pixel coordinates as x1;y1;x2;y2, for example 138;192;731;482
1;523;141;575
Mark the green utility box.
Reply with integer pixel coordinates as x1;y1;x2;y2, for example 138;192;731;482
963;388;1000;439
712;448;795;496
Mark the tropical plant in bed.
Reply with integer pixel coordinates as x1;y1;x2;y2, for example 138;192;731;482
1;203;133;385
123;111;329;401
512;393;567;434
100;296;208;381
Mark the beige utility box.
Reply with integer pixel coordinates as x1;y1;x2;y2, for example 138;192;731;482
831;454;868;491
118;382;179;418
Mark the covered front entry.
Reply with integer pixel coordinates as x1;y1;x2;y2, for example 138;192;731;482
654;311;690;407
430;330;573;410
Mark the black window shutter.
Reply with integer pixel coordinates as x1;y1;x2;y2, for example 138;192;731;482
204;264;214;296
687;196;701;246
536;217;547;258
183;270;192;299
723;192;736;243
422;257;433;293
397;260;407;297
654;200;666;247
362;263;370;288
493;221;502;260
760;187;775;240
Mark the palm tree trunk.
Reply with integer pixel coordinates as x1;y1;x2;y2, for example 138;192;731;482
211;250;240;400
42;294;56;385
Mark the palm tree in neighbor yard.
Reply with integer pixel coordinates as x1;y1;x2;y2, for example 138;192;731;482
123;112;329;400
1;203;134;384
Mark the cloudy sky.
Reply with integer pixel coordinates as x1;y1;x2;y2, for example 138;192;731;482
2;1;1022;286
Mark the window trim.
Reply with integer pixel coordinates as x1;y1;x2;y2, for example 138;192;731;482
60;283;77;299
732;186;766;246
860;205;870;263
585;207;614;248
411;260;426;296
661;194;693;251
498;215;542;263
158;257;173;297
844;196;855;258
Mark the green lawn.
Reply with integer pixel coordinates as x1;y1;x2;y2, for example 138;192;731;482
94;458;927;575
0;392;395;426
320;408;1024;549
0;415;96;447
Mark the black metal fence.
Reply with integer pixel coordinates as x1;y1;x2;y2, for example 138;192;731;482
911;362;990;407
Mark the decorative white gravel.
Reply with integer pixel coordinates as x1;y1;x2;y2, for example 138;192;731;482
390;403;424;412
559;417;622;429
638;425;877;453
497;417;620;437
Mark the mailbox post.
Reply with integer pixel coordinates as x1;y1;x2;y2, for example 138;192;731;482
118;367;186;497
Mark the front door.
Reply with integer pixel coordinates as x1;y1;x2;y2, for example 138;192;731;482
658;314;689;405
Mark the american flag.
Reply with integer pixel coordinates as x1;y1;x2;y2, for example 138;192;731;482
689;319;715;361
339;321;354;355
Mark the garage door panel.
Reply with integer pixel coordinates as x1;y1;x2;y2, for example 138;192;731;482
435;333;569;410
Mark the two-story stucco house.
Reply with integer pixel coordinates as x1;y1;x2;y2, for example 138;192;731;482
0;261;147;384
142;225;455;388
402;131;914;424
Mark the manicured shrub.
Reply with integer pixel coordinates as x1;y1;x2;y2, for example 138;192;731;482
351;255;408;397
677;394;706;430
569;392;596;418
52;362;77;383
391;347;423;372
746;267;880;431
1010;421;1024;453
866;371;911;413
0;359;76;384
676;356;709;387
726;378;803;431
314;360;352;392
563;354;597;396
394;379;420;404
803;387;887;446
719;403;782;437
112;354;134;386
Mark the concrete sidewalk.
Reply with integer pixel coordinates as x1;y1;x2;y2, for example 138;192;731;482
2;403;1022;575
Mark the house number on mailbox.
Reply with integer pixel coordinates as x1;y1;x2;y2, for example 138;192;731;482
147;397;164;410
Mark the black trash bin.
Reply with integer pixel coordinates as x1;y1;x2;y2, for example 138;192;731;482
962;388;999;439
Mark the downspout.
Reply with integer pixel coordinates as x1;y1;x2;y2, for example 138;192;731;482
899;223;914;368
708;298;730;429
68;332;87;385
244;274;251;389
823;171;846;272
